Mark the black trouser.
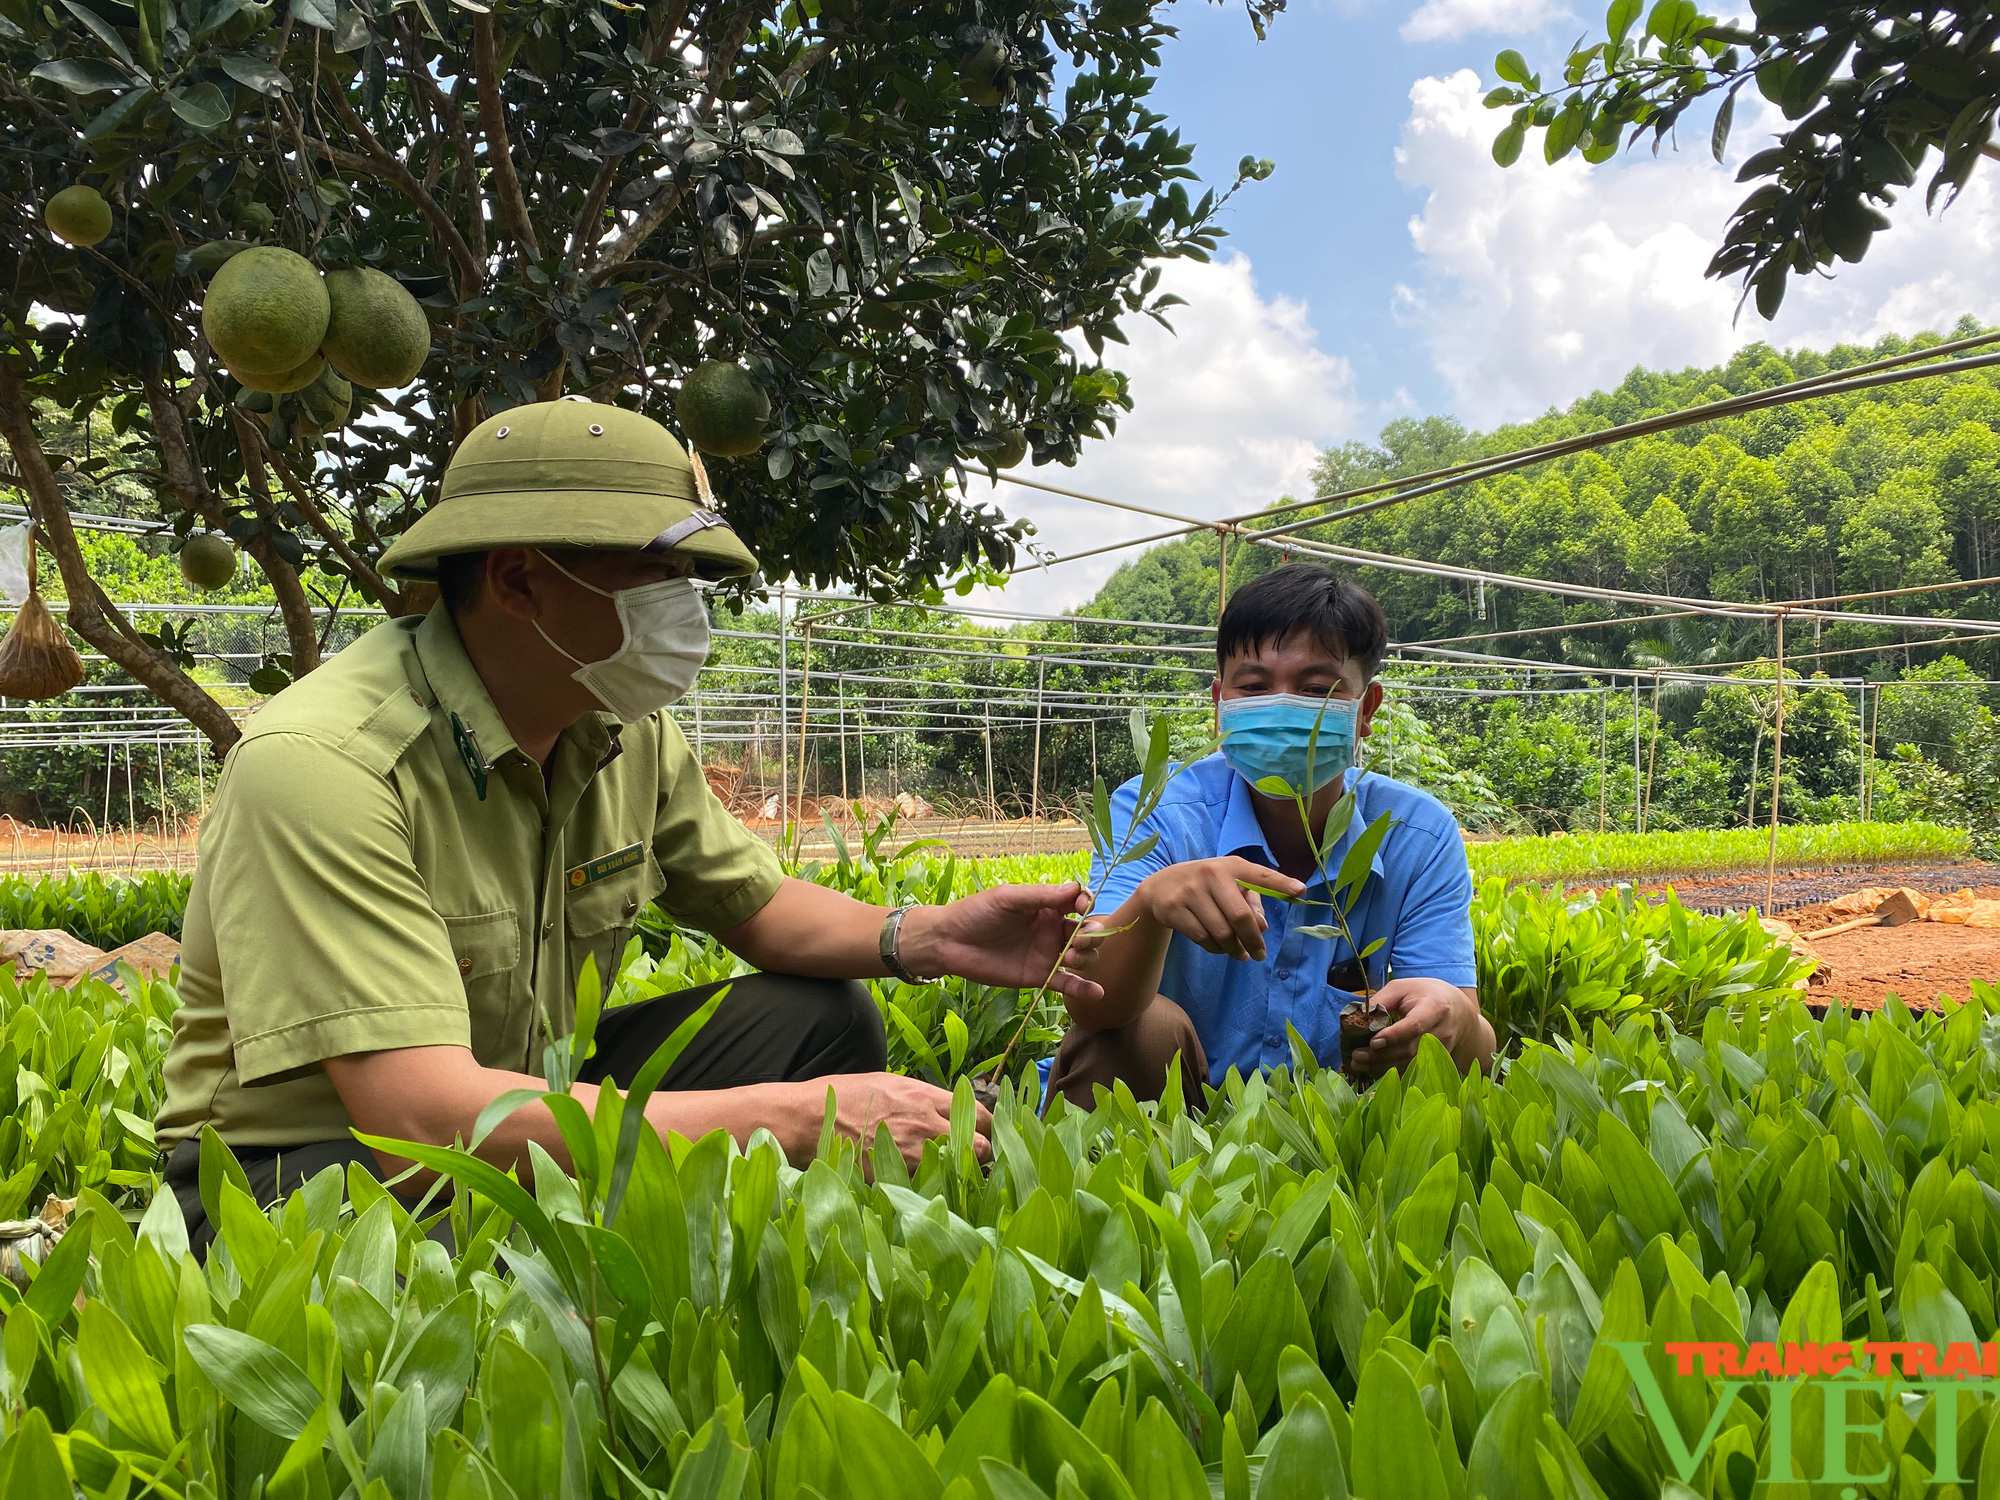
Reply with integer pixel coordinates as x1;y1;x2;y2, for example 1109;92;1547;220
165;972;885;1257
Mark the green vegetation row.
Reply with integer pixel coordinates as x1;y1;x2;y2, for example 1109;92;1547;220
3;978;1998;1497
967;819;1970;890
0;830;1819;1225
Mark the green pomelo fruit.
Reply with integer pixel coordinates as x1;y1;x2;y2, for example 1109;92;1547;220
227;351;325;394
203;247;329;377
179;534;239;592
45;185;112;247
319;268;430;389
296;367;353;435
235;202;276;235
218;0;272;44
189;239;249;277
991;426;1028;469
959;40;1006;107
676;360;770;457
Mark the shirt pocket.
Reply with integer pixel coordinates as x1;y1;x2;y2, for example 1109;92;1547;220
565;854;667;1003
441;909;523;1065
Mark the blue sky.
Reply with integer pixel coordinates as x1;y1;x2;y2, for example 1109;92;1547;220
1141;0;1512;418
978;0;2000;612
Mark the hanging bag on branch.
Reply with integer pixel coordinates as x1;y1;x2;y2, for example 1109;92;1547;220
0;526;85;700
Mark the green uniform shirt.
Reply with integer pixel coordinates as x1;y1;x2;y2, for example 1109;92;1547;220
158;605;784;1149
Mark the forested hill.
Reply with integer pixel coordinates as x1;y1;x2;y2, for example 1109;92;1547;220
1081;320;2000;678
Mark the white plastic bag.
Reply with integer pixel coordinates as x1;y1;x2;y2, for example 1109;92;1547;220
0;522;29;607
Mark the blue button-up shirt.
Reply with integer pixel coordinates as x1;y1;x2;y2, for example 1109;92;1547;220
1089;753;1476;1083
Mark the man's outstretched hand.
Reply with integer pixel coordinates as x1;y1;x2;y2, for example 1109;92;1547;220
900;882;1106;1001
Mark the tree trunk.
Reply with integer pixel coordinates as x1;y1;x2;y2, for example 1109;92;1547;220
0;363;242;754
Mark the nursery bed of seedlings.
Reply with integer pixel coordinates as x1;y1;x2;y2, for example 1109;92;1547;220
1;986;1997;1498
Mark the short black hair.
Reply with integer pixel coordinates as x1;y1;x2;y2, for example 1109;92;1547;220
437;551;489;616
1216;563;1389;678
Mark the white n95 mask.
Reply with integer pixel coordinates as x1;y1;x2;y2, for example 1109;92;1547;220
533;552;710;721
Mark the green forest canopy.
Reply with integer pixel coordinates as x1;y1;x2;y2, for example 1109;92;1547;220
1086;319;2000;668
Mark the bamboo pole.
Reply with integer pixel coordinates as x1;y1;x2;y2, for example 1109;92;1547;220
1764;614;1787;914
1865;680;1881;819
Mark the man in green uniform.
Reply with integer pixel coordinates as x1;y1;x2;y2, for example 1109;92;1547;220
157;401;1099;1250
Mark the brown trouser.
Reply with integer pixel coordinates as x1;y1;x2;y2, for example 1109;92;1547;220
1047;994;1209;1114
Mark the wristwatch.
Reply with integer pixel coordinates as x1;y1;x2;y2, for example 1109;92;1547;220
879;901;922;983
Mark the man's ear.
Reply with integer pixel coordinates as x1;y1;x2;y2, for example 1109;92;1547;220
483;548;545;622
1355;680;1386;736
1209;675;1221;707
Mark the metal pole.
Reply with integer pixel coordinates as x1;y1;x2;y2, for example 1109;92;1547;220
1865;679;1881;819
1596;686;1608;834
839;675;849;803
124;741;135;834
1090;718;1097;785
983;700;995;817
692;694;703;760
1856;683;1866;816
1631;678;1641;831
1030;658;1046;820
1642;675;1661;833
103;743;114;828
1764;616;1787;914
794;622;813;826
156;734;167;838
777;585;789;834
195;732;206;811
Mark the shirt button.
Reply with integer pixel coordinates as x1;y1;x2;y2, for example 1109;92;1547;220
457;957;473;976
541;921;555;938
623;899;640;917
1276;969;1289;979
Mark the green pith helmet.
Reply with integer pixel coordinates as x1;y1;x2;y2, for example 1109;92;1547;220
378;400;758;582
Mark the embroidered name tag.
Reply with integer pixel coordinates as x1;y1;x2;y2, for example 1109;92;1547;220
568;843;644;889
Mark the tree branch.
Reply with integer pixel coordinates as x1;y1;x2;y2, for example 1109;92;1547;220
0;363;241;753
311;85;484;301
228;408;322;675
475;14;543;265
568;0;698;266
257;442;401;613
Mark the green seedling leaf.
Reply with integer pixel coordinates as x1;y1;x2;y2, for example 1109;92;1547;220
184;1324;321;1439
1238;881;1298;902
1254;775;1298;798
603;983;728;1225
78;1302;175;1455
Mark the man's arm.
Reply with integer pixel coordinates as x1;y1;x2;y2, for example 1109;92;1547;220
322;1046;987;1178
714;875;1108;1001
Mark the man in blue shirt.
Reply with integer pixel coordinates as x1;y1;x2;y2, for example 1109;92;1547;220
1049;563;1494;1111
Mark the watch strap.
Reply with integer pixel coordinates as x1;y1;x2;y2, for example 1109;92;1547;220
879;901;921;983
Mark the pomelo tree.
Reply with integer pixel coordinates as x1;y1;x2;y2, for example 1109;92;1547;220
0;0;1271;750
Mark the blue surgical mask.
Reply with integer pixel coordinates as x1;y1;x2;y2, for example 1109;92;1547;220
1219;693;1358;794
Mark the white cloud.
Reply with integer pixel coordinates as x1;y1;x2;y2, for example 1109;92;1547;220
1394;69;2000;426
1401;0;1572;44
979;253;1360;614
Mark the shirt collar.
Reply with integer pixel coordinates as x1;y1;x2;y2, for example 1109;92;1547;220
410;605;617;771
1217;765;1386;890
